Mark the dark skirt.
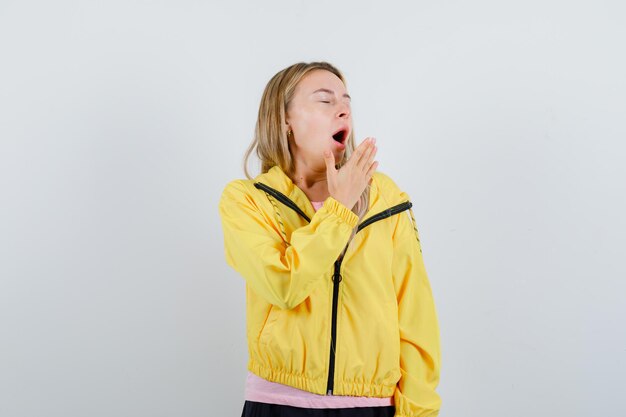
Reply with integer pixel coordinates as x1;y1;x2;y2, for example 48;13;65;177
241;400;396;417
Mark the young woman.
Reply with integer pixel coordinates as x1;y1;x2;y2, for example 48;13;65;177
218;61;442;417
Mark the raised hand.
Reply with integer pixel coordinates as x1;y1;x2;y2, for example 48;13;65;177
323;137;378;210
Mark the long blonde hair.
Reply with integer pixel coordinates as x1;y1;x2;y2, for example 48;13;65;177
243;61;371;247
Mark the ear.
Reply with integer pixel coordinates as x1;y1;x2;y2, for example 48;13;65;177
284;123;292;140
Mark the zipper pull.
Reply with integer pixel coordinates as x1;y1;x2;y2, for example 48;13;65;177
332;262;342;283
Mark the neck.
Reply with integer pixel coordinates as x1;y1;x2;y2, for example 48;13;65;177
290;160;330;202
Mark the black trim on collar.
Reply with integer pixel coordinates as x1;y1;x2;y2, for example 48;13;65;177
254;182;412;233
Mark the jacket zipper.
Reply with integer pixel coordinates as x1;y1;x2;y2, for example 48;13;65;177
253;182;412;395
324;201;412;395
327;258;343;394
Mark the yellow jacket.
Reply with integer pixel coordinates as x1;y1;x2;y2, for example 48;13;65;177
218;165;442;417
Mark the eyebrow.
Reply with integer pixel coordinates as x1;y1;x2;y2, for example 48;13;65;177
311;88;351;101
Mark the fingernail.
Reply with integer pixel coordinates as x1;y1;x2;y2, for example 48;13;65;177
372;138;376;144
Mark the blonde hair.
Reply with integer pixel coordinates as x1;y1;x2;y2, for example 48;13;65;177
243;61;371;248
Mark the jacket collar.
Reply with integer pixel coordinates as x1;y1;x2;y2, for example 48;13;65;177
252;165;389;223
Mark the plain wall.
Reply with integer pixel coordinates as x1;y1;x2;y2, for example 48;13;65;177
1;1;625;416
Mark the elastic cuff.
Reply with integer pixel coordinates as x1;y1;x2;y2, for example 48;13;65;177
323;197;359;228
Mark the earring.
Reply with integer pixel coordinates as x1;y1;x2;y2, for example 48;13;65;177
287;129;292;137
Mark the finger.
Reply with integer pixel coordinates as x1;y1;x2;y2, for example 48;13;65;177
356;140;377;171
365;160;379;178
324;149;336;176
354;137;373;156
365;144;377;168
353;137;374;168
358;137;372;149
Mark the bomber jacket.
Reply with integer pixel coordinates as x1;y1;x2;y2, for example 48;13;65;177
218;165;442;417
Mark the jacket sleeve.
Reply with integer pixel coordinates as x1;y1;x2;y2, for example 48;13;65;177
391;191;442;417
218;179;359;310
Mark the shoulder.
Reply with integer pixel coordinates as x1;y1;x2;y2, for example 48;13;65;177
218;178;272;225
372;170;409;203
372;170;400;190
220;179;244;199
373;172;419;241
218;178;259;209
221;178;248;193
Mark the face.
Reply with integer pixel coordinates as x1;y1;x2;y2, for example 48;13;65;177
285;69;352;170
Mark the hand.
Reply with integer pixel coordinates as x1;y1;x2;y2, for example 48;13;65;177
323;137;378;210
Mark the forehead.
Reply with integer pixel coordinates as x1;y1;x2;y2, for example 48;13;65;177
295;69;347;95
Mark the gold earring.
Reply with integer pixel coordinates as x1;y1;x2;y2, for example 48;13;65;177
287;129;292;137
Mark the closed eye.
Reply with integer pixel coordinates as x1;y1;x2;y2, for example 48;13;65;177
320;101;330;103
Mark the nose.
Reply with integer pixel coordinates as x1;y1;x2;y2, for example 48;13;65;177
336;102;350;119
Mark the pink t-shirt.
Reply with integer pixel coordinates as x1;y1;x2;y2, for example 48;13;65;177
244;200;394;408
310;200;325;211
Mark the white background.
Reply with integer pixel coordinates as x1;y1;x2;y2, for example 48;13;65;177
1;1;625;416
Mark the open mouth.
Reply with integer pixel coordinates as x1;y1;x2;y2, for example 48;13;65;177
331;128;348;144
